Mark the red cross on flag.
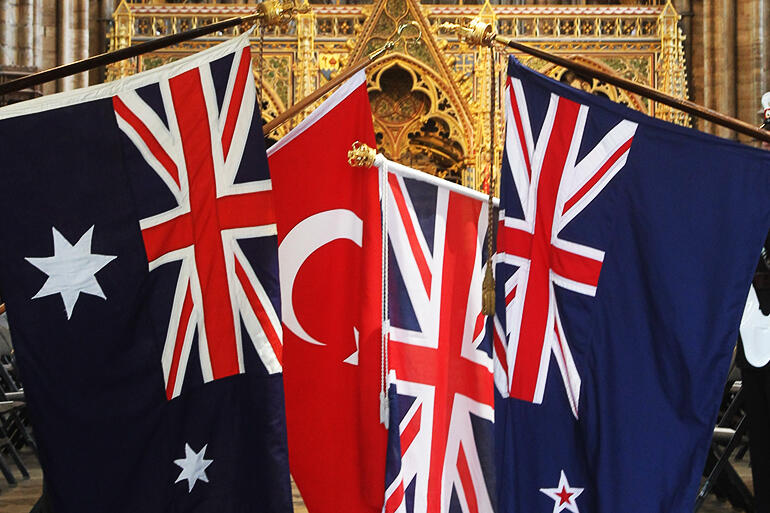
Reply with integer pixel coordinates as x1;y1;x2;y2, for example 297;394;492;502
381;160;495;513
496;75;637;417
113;43;282;400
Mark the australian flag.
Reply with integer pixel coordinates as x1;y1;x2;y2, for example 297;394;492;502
0;35;291;512
494;56;770;512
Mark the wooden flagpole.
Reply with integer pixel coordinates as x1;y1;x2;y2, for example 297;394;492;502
438;20;770;144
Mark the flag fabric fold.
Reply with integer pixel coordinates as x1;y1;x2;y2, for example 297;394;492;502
0;34;291;513
495;55;770;513
269;70;387;513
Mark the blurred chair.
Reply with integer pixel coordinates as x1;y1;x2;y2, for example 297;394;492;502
695;359;754;512
0;312;34;489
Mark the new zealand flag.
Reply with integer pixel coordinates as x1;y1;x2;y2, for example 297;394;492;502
495;56;770;512
0;34;291;512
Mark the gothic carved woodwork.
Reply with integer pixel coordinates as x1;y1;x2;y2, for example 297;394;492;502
108;0;688;192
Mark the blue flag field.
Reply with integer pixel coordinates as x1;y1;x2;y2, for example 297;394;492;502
494;55;770;513
0;34;291;513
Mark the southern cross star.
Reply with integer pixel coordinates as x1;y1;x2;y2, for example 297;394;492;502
539;470;584;513
174;443;213;492
26;226;116;319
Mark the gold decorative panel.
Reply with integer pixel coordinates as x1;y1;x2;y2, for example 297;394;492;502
109;0;688;192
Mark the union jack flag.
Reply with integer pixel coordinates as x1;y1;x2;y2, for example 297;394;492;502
382;165;494;513
494;73;637;417
113;42;282;400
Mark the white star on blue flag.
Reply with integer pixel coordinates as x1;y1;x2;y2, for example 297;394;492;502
26;226;116;319
174;443;213;492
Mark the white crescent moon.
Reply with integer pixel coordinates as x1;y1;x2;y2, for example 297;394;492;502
278;209;363;346
740;285;770;367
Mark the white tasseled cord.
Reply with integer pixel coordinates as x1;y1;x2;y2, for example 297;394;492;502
378;155;390;428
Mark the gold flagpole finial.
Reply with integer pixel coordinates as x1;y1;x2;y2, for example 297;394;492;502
348;141;377;168
438;18;496;48
241;0;311;30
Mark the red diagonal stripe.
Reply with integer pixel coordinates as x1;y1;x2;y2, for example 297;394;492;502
472;312;485;341
385;480;405;513
553;323;577;407
494;325;508;377
113;96;180;188
388;173;432;297
166;284;194;400
507;76;533;179
457;444;480;513
234;255;282;364
562;137;634;214
401;403;422;455
221;47;252;161
505;285;517;307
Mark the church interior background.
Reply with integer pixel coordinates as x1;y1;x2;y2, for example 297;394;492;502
0;1;765;512
0;0;761;190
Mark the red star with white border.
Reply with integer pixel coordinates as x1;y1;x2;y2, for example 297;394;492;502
539;470;584;513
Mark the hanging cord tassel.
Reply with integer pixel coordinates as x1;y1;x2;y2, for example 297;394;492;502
379;158;390;428
347;143;389;428
258;25;265;109
482;47;497;316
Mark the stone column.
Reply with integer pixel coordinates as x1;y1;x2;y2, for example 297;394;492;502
713;0;736;139
56;0;89;90
737;0;766;141
697;0;737;137
73;0;89;88
88;0;114;85
33;0;43;70
689;0;705;131
18;0;34;68
2;0;19;67
0;1;6;67
58;0;73;90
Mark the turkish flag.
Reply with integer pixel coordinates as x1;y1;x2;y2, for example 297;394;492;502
268;71;386;513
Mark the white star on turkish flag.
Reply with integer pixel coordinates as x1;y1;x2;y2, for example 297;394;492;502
539;469;584;513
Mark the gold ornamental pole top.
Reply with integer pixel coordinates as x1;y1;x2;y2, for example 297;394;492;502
438;19;496;47
241;0;311;29
347;141;377;168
